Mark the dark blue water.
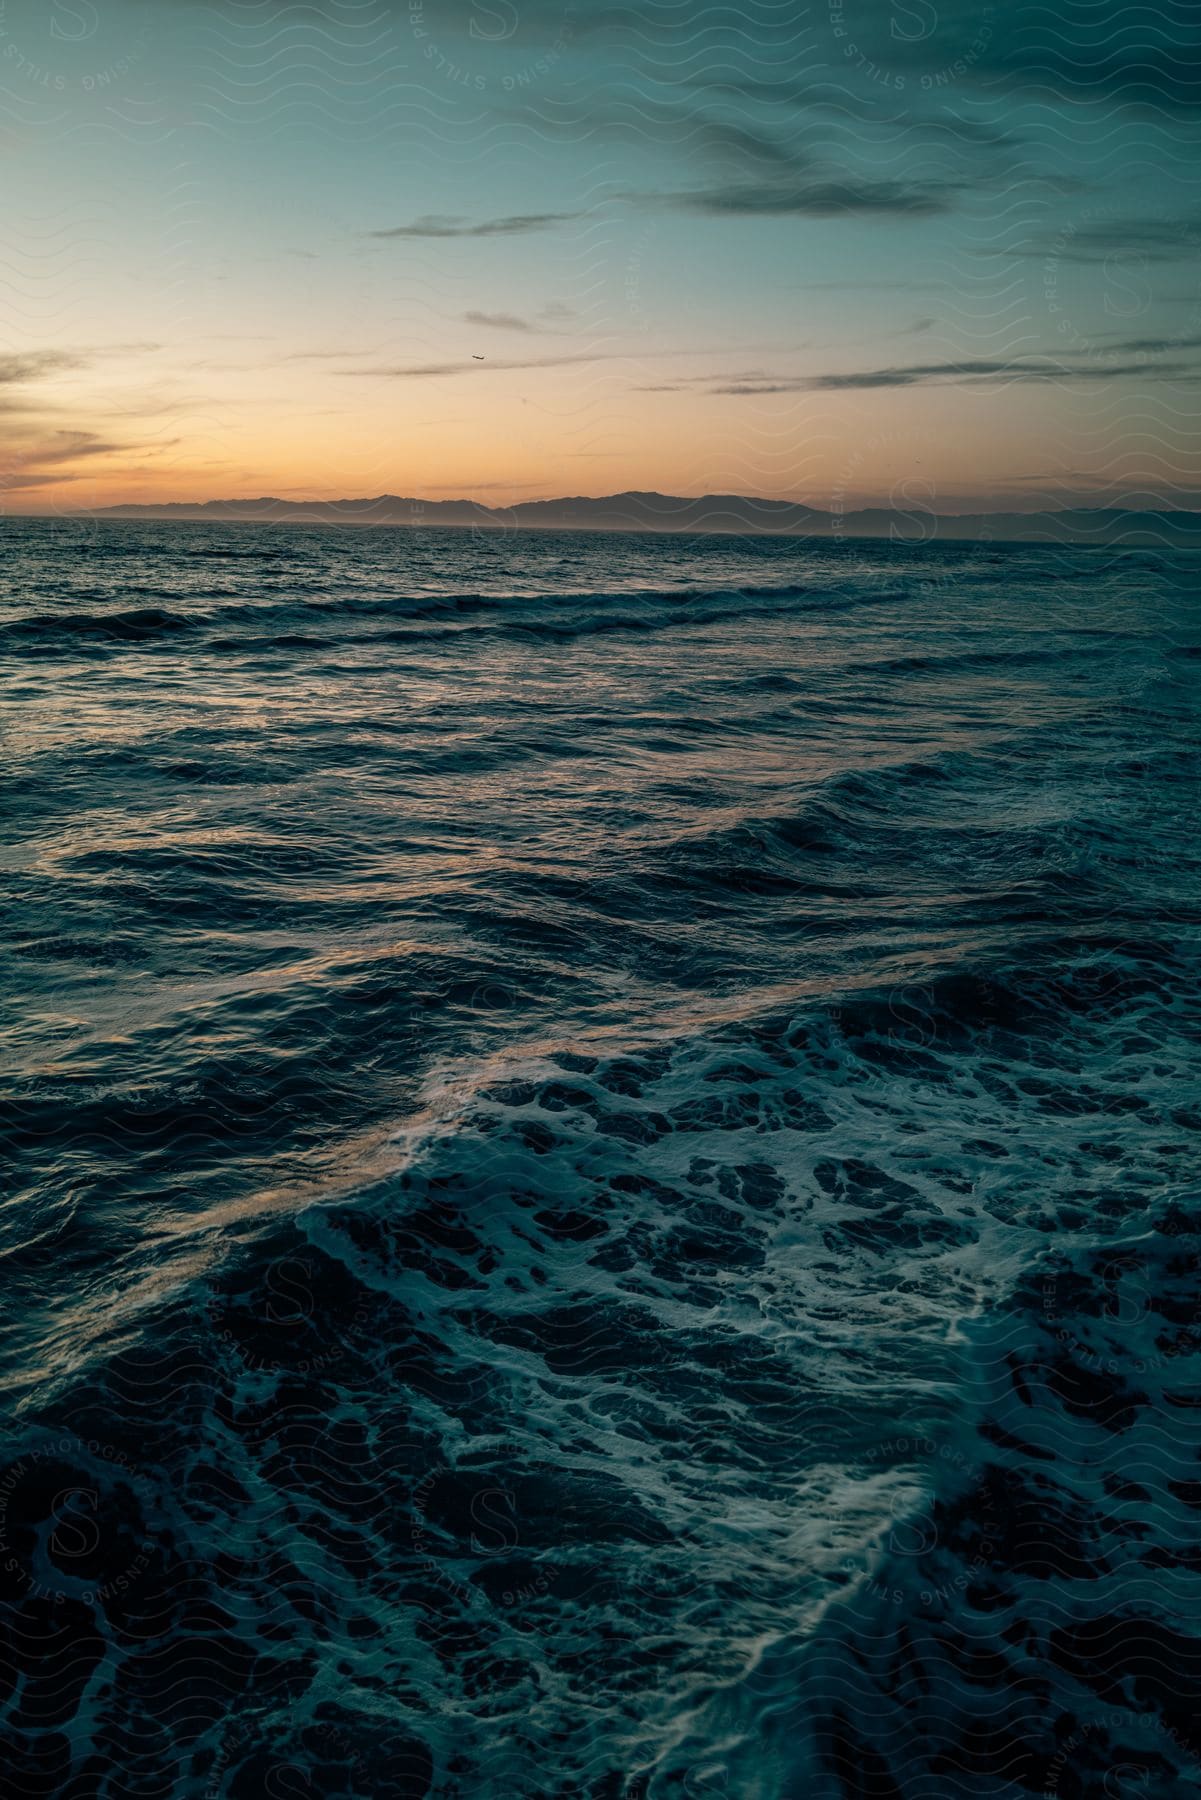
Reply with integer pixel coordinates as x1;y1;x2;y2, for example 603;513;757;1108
2;518;1200;1797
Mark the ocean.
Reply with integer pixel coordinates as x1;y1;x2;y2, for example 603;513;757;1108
2;517;1199;1797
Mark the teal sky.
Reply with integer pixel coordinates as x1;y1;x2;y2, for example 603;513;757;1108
4;0;1200;510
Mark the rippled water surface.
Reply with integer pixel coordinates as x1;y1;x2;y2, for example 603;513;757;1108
2;519;1200;1796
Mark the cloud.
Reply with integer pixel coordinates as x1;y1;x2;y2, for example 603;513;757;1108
487;82;1004;225
1;429;130;491
1;473;87;490
463;310;534;332
1102;330;1201;355
707;355;1200;394
1030;214;1201;264
23;430;125;465
525;85;995;222
342;350;604;379
344;342;773;381
369;212;580;239
652;176;963;220
0;351;85;385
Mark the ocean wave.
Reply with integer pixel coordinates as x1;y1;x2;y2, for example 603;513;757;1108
1;523;1197;1795
0;581;874;659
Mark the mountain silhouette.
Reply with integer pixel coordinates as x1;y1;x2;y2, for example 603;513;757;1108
85;491;1201;545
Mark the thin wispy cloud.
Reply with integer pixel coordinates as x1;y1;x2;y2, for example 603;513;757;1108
2;429;131;490
463;311;535;332
708;355;1200;394
0;351;85;385
342;343;779;381
1023;214;1201;264
341;351;605;380
1100;329;1201;354
369;212;581;240
652;177;964;220
23;429;126;464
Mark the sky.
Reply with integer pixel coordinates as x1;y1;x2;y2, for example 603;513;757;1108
3;0;1200;513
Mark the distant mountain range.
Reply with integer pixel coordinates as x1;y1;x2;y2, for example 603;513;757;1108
88;491;1201;545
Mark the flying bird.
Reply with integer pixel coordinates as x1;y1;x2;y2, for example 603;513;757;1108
472;354;485;360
